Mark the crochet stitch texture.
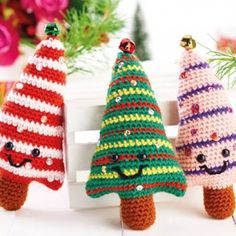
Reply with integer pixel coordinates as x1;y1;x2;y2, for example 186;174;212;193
0;23;66;210
86;39;186;199
176;35;236;219
176;40;236;190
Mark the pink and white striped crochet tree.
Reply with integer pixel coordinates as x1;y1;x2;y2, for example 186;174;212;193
176;35;236;219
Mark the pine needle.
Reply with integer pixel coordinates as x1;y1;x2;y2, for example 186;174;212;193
61;0;124;75
208;49;236;88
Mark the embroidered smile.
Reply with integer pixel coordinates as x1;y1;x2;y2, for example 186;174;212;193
200;160;229;175
6;154;32;168
111;165;147;179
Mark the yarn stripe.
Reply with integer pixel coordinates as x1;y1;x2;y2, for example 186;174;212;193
104;101;160;115
184;62;209;72
92;153;176;165
101;114;161;128
89;166;182;179
109;76;150;88
28;55;67;73
0;112;63;137
7;91;62;115
36;37;64;51
184;160;236;175
19;73;65;95
101;127;165;138
96;138;172;152
0;123;62;150
87;182;186;195
113;65;144;74
180;106;232;125
17;82;63;107
1;152;63;171
0;135;63;159
178;83;224;102
24;66;66;85
0;159;64;180
107;87;155;103
4;101;62;127
36;45;64;61
176;133;236;151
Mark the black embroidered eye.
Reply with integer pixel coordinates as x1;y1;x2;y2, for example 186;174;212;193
196;154;206;163
111;154;119;162
222;149;230;158
137;153;148;160
31;148;40;157
4;142;14;151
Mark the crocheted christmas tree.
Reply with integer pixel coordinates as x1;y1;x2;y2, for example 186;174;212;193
176;35;236;219
0;23;66;210
86;38;186;230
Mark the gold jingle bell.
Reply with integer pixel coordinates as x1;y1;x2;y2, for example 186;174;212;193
180;35;196;50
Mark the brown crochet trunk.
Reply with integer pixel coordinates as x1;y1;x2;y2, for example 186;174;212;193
120;195;155;230
0;175;29;210
203;186;235;219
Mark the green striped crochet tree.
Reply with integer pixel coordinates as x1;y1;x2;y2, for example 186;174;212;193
86;38;186;230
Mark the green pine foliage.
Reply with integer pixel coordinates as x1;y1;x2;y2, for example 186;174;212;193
63;0;124;75
131;3;151;61
208;49;236;88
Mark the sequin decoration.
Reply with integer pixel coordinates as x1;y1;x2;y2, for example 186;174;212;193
211;132;219;141
191;129;198;136
41;116;48;123
148;108;154;115
124;130;131;136
36;63;43;71
17;125;24;133
102;166;107;173
136;185;143;191
47;176;54;182
191;104;199;114
16;83;24;90
46;158;53;166
180;71;187;79
130;80;137;86
115;96;122;103
118;61;125;69
25;162;32;170
185;147;192;156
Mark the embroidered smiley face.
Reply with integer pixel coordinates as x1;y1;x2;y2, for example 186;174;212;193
4;141;40;168
110;153;148;179
197;149;230;175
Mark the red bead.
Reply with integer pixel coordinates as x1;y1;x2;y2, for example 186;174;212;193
180;71;187;79
119;38;136;54
191;104;199;114
185;147;192;156
211;132;219;141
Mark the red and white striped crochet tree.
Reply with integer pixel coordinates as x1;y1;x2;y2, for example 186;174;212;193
0;23;66;210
